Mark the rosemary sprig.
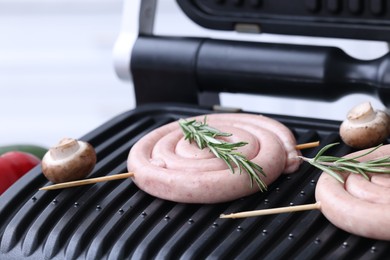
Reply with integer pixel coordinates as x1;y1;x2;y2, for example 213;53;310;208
300;142;390;183
178;117;267;191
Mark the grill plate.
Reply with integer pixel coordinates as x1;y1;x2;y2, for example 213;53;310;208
1;104;389;259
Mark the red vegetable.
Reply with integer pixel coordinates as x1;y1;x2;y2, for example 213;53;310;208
0;159;18;194
0;151;40;194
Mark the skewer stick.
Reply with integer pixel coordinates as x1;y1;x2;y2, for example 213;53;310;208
220;201;321;219
295;141;320;150
39;141;319;191
39;172;134;191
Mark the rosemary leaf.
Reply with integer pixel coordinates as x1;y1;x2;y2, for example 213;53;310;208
203;135;223;144
208;145;220;159
313;143;339;161
357;169;370;180
227;153;242;174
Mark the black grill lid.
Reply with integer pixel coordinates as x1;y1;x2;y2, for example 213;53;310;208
129;1;390;107
1;104;389;259
177;0;390;41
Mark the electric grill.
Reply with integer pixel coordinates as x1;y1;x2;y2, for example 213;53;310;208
1;0;390;259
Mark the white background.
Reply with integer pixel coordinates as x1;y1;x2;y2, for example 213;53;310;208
1;0;388;148
0;0;134;148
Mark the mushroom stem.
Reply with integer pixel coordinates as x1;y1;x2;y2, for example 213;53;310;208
346;101;376;124
50;138;80;160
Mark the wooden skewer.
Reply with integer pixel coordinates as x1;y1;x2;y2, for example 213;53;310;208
220;202;321;219
39;172;134;191
39;141;319;191
295;141;320;150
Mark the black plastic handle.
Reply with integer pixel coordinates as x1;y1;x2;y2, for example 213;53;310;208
197;39;390;105
131;36;390;106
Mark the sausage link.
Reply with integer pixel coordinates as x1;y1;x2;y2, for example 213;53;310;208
315;145;390;240
127;113;298;203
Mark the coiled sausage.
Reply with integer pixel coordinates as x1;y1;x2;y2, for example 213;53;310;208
127;113;300;203
315;145;390;240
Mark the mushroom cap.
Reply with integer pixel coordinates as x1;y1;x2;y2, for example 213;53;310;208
42;138;97;183
340;102;390;149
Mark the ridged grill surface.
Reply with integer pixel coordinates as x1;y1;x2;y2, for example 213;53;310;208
1;104;389;259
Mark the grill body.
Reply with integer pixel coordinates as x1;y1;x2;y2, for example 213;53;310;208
1;104;389;259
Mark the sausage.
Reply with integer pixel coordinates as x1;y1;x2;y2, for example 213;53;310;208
315;145;390;240
127;113;300;203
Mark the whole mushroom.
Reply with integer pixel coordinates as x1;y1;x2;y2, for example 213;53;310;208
339;101;390;149
42;138;97;183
